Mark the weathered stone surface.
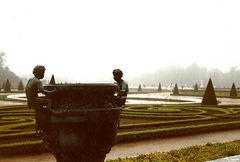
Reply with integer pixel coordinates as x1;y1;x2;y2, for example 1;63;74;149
37;83;121;162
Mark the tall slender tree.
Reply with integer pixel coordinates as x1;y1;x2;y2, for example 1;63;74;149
158;83;162;92
4;79;11;92
0;52;21;87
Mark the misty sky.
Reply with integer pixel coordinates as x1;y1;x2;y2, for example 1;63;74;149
1;0;240;82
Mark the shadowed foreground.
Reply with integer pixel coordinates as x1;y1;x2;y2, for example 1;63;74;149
2;129;240;162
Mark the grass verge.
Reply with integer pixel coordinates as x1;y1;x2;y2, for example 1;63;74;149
107;140;240;162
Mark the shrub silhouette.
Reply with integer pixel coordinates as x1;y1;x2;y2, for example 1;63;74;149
194;83;198;92
172;83;179;95
158;83;162;92
201;78;217;105
4;79;11;92
230;82;237;97
49;74;56;84
18;80;24;91
138;84;142;91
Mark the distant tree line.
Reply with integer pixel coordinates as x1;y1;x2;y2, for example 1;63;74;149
0;51;21;89
130;63;240;88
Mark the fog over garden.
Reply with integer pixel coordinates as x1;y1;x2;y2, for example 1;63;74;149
2;1;240;162
0;51;239;89
0;52;20;88
129;63;240;88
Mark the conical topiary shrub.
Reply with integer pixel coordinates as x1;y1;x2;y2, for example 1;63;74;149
4;79;11;92
158;83;162;92
230;83;237;97
194;83;198;92
201;78;217;105
49;74;56;84
18;80;24;91
138;84;142;91
172;83;179;95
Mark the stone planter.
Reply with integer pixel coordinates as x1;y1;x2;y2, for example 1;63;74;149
36;83;121;162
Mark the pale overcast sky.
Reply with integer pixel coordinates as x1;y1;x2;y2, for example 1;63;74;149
0;0;240;82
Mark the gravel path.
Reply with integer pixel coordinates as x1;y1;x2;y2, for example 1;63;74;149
1;129;240;162
0;100;25;106
7;92;240;105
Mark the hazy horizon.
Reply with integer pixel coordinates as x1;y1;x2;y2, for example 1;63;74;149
1;0;240;82
9;62;240;85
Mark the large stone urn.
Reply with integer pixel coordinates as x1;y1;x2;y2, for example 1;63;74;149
35;83;121;162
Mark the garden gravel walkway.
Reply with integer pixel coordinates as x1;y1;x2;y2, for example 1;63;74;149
208;155;240;162
0;100;25;106
8;92;240;105
1;129;240;161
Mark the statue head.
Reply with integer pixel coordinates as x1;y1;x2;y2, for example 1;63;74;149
112;69;123;82
33;65;46;79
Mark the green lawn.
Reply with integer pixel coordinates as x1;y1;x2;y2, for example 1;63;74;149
107;140;240;162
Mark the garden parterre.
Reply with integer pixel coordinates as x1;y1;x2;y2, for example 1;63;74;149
1;104;240;154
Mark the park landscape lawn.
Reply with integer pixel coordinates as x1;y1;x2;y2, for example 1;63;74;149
1;89;240;161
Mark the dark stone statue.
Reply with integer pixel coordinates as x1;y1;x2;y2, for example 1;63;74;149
25;66;122;162
25;65;55;109
112;69;128;107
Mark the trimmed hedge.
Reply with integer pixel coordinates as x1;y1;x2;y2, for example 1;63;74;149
1;104;240;155
117;120;240;143
0;140;44;156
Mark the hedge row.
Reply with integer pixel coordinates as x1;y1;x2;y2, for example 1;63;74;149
1;104;240;155
116;120;240;143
